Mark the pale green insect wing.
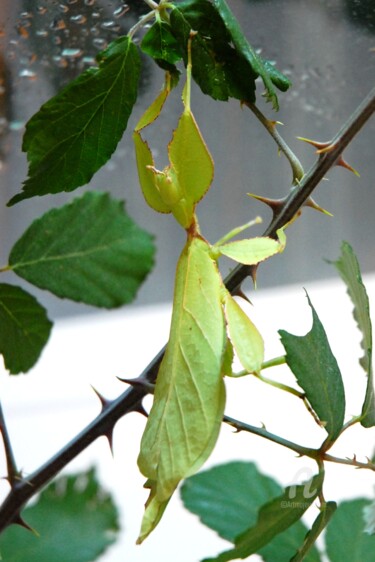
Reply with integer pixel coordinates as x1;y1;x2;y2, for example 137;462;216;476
218;236;282;265
168;109;214;208
224;292;264;373
134;86;170;132
136;480;169;545
137;236;226;540
133;84;172;213
133;131;171;214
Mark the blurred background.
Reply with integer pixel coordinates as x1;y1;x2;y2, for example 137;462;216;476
0;0;374;318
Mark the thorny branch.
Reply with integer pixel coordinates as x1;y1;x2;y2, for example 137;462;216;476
0;87;374;533
224;415;375;471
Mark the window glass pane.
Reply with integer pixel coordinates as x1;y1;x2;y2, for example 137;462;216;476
0;0;374;317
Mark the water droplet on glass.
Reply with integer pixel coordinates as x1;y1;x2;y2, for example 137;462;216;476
37;5;47;16
67;0;78;4
82;56;96;66
84;0;96;5
92;38;108;50
9;120;25;131
70;14;87;25
19;69;37;80
53;35;62;45
16;25;29;39
50;19;66;31
100;20;117;29
90;25;100;36
58;3;69;13
114;5;130;18
36;29;49;38
61;48;83;59
52;55;68;68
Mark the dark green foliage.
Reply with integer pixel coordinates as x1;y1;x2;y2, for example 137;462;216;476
325;498;375;562
332;241;375;427
141;20;183;65
0;469;119;562
181;462;322;562
181;461;281;542
279;294;346;442
9;192;155;308
290;501;336;561
212;0;291;108
9;37;141;205
0;283;52;374
169;0;290;105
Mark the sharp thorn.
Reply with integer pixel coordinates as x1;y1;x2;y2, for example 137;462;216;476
232;286;252;305
298;137;359;176
248;193;286;219
304;197;333;217
131;403;149;418
250;264;258;288
336;156;360;177
91;386;112;411
268;119;283;129
117;376;155;393
103;430;115;456
297;137;332;152
14;515;37;534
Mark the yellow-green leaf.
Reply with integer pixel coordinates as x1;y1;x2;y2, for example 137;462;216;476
133;130;171;214
168;109;214;209
134;85;170;132
224;292;264;373
218;236;283;265
137;236;226;540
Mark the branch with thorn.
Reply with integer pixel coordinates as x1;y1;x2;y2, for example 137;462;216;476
0;86;374;534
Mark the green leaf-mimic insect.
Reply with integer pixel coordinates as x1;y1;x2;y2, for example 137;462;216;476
133;36;287;541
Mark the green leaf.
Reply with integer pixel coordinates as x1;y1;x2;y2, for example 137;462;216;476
259;521;322;562
290;501;336;561
9;192;155;308
0;468;119;562
325;499;375;562
137;236;226;542
0;283;52;374
203;473;323;562
279;293;346;442
133;130;172;214
9;37;140;205
134;83;171;132
263;60;291;92
168;109;214;214
133;71;214;228
181;461;321;562
181;461;281;542
223;292;264;373
331;241;375;427
170;0;258;103
141;20;182;65
212;0;291;109
218;236;282;265
221;337;234;377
